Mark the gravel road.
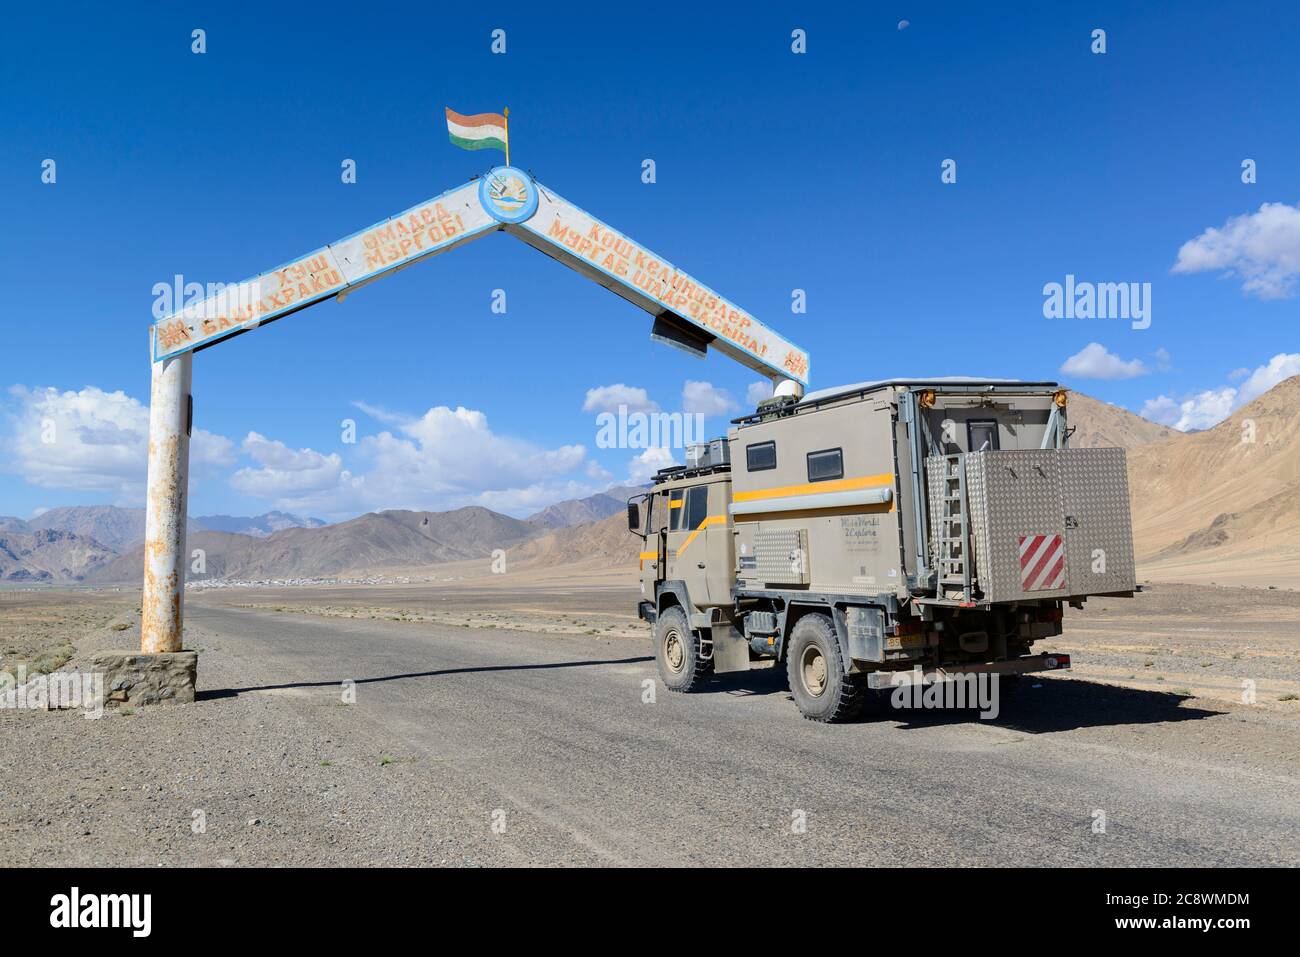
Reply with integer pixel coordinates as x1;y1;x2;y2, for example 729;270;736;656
4;597;1298;867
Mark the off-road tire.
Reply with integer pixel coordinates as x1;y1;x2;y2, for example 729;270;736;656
786;613;866;722
655;606;711;692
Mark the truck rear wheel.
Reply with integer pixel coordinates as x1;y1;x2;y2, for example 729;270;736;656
786;613;865;722
655;606;711;692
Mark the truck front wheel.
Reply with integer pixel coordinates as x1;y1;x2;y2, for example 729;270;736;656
655;606;712;692
786;613;865;722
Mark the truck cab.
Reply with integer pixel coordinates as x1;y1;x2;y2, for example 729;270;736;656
635;467;733;608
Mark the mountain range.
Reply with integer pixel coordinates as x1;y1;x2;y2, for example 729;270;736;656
0;489;646;584
2;380;1297;587
0;528;117;583
524;486;645;530
0;509;325;583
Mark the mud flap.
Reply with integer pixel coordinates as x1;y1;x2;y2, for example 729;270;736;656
711;621;751;674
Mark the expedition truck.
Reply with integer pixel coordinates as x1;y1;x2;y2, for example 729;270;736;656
627;379;1137;722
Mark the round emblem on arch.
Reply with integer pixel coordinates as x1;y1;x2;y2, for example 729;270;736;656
479;166;538;224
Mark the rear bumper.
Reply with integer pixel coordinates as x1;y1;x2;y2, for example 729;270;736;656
637;601;657;624
865;652;1071;689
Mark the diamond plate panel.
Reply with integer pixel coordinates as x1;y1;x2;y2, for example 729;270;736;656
926;458;945;562
966;450;1068;601
924;448;1137;602
753;528;809;585
1061;447;1136;595
965;456;991;587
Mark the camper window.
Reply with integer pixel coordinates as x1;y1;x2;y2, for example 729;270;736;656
967;420;1000;452
746;441;777;472
807;447;844;482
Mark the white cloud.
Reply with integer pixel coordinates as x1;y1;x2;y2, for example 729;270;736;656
476;478;606;516
746;381;774;405
1238;352;1300;404
230;433;345;499
582;384;658;415
1140;388;1236;431
1138;395;1178;425
0;385;597;521
681;380;739;417
1227;367;1250;382
627;447;677;484
1;385;234;503
243;405;589;519
1152;347;1172;372
1138;352;1300;431
584;459;613;481
351;400;407;425
1060;343;1149;380
1173;202;1300;298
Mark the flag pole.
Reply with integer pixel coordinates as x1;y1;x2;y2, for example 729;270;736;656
504;106;510;166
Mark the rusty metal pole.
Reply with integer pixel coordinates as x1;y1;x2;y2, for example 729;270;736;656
141;351;192;654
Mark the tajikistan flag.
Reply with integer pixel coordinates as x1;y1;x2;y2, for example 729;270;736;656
445;107;507;153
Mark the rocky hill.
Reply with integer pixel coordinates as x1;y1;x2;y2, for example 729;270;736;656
89;506;539;583
0;529;117;582
1125;376;1300;583
1065;391;1175;449
525;486;645;529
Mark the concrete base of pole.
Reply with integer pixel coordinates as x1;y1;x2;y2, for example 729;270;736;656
91;650;198;707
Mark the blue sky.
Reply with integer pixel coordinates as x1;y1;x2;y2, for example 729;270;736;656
1;1;1296;521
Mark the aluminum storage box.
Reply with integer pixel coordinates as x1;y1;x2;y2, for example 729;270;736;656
686;438;730;470
928;448;1136;602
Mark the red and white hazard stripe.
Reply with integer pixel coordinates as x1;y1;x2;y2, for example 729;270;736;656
1019;534;1066;591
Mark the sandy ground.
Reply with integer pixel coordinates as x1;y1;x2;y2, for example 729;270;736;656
2;574;1297;866
0;586;137;678
1137;554;1300;590
6;571;1299;712
1060;581;1300;709
200;572;1300;713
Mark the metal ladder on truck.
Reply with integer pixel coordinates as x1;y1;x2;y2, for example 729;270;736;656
937;454;973;602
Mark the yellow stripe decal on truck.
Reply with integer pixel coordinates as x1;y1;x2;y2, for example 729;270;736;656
732;473;894;503
675;515;726;557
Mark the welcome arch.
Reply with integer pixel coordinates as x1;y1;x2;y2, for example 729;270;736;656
141;167;809;654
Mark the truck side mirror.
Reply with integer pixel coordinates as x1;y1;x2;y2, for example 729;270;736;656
627;501;641;533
